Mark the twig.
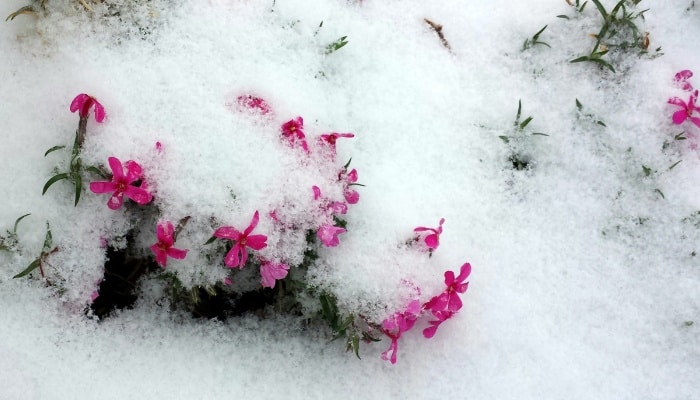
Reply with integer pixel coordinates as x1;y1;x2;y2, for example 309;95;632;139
424;18;452;52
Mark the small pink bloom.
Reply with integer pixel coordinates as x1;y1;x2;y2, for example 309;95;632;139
674;70;694;91
237;95;272;115
668;91;700;128
414;218;445;250
155;142;162;152
214;211;268;268
317;225;346;247
425;262;471;313
70;93;105;122
312;185;348;215
149;221;188;268
281;117;309;152
319;132;354;155
381;300;420;364
339;168;360;204
422;309;456;339
260;259;290;289
89;157;153;210
224;276;233;286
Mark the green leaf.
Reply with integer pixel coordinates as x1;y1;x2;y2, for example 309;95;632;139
42;173;70;195
515;100;522;125
531;132;549;136
519;116;533;130
13;213;31;234
575;99;583;111
13;258;41;279
203;236;217;245
44;145;66;157
351;335;361;359
532;25;548;41
325;36;348;54
570;56;591;63
74;173;82;206
343;157;352;169
654;189;665;199
591;0;608;20
84;166;109;179
556;14;570;19
498;136;510;143
43;222;52;250
668;160;682;170
596;121;607;127
642;165;652;177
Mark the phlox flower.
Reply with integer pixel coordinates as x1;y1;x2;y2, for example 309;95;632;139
70;93;105;122
319;132;354;155
259;259;290;289
149;221;188;268
214;211;268;269
381;300;420;364
674;70;694;91
317;225;346;247
312;185;348;215
422;309;456;339
236;94;272;115
338;168;360;204
668;90;700;128
424;262;471;313
414;218;445;250
281;116;309;152
89;157;153;210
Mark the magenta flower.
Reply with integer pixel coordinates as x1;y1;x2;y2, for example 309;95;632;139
237;94;272;115
381;300;420;364
312;185;348;215
674;70;694;91
422;309;456;339
668;90;700;128
70;93;105;122
214;211;268;268
260;259;290;289
150;221;188;268
414;218;445;250
425;262;471;313
319;132;354;154
89;157;153;210
317;225;346;247
339;168;360;204
281;116;309;152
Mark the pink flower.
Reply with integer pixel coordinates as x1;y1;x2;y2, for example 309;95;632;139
381;300;420;364
674;70;694;91
237;95;272;115
214;211;268;268
422;309;456;339
317;225;346;247
281;117;309;152
70;93;105;122
224;276;233;286
668;90;700;128
260;259;290;289
89;157;153;210
319;132;354;155
149;221;188;268
414;218;445;250
425;262;471;313
312;185;348;215
339;168;360;204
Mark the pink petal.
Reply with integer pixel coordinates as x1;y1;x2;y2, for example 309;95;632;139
224;246;241;268
124;186;153;205
93;101;106;122
150;244;168;267
246;234;268;250
214;226;241;240
107;157;124;179
238;247;249;267
347;168;358;183
124;160;143;183
312;186;322;200
157;221;174;245
167;247;188;260
70;94;89;113
244;211;260;236
413;226;434;233
344;189;359;204
330;201;348;214
89;181;117;194
444;270;456;286
107;192;124;210
668;97;687;107
424;234;439;249
447;293;463;312
691;117;700;129
422;322;440;339
456;262;472;282
672;109;689;124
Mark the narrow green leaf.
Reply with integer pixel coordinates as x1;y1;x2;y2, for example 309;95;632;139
531;132;549;136
556;15;570;19
668;160;682;170
575;99;583;111
570;56;591;63
42;173;70;195
13;213;31;233
642;165;651;177
343;157;352;169
596;120;607;127
498;136;510;143
515;100;522;125
13;258;41;279
44;145;66;157
591;0;608;20
519;116;533;130
352;335;361;359
533;25;548;41
203;236;217;245
43;222;52;250
84;166;109;179
654;189;665;199
74;173;82;206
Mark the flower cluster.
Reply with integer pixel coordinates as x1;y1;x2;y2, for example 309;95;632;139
668;70;700;143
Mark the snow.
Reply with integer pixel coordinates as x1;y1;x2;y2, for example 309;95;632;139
1;0;699;398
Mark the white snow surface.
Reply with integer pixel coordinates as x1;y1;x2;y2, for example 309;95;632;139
1;0;699;398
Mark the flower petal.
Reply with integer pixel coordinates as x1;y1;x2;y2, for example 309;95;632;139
150;244;168;267
124;186;153;205
672;109;689;124
246;234;268;250
244;210;260;235
107;157;124;179
107;192;124;210
93;100;106;123
89;181;117;194
214;226;241;240
456;262;472;282
668;97;687;107
124;160;143;183
224;246;241;268
167;247;188;260
70;94;89;113
424;234;439;249
157;221;174;245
